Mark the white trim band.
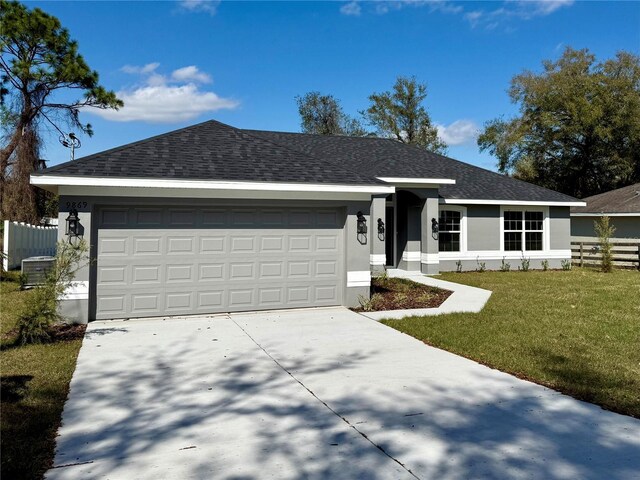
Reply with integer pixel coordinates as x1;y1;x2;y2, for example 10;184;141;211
441;198;586;207
370;254;386;266
31;175;396;195
421;253;439;265
438;250;572;261
60;281;89;301
347;270;371;288
401;251;421;262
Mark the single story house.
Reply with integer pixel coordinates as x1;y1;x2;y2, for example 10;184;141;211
31;120;584;323
571;183;640;240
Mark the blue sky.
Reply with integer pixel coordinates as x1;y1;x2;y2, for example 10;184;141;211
23;0;640;171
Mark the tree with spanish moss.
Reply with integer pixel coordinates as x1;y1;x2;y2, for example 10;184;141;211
1;0;122;222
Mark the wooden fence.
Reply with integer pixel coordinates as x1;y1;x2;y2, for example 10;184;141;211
571;240;640;270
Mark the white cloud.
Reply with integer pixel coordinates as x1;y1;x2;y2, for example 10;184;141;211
120;63;160;75
372;1;462;16
466;0;574;28
340;1;361;16
171;65;212;84
178;0;220;15
342;0;573;30
436;120;479;146
523;0;574;16
91;63;237;123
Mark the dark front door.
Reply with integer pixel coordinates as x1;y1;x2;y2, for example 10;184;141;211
385;205;395;266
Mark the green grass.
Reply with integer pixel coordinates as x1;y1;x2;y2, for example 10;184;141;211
1;276;84;479
383;269;640;418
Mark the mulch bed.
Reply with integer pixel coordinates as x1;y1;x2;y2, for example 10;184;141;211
353;276;452;312
2;324;86;345
49;324;86;342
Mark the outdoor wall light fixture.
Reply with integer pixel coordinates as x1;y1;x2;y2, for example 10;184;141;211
356;211;368;234
356;211;368;245
65;209;80;238
377;218;385;241
431;217;439;240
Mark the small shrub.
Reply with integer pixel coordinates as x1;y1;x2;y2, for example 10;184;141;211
500;257;511;272
358;293;384;312
393;292;408;305
561;259;572;271
519;255;530;272
541;259;549;271
370;293;384;309
476;257;486;273
16;286;57;345
455;260;463;273
17;239;88;345
18;272;28;289
594;215;616;273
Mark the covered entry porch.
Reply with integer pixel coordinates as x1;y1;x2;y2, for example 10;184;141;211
370;181;451;276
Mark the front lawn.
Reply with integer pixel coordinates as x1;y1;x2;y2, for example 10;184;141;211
1;276;85;479
383;269;640;418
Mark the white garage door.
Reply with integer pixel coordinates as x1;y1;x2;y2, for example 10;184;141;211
94;206;344;319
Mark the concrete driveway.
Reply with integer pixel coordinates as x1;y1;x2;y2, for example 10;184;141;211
47;308;640;480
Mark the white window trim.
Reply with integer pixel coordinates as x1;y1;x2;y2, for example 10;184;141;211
499;206;550;254
438;205;467;254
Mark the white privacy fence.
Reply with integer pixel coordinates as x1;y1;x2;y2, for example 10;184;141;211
2;220;58;271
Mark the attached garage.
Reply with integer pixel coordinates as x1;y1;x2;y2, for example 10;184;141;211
94;204;345;319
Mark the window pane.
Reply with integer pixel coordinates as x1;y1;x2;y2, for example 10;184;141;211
525;211;543;231
439;210;460;232
525;232;543;251
504;232;522;251
504;211;522;231
439;232;460;252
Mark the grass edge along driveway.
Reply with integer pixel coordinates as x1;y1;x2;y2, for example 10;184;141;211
383;269;640;419
1;276;85;480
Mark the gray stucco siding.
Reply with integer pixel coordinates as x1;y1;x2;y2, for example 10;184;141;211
549;207;571;250
440;258;568;272
465;205;501;251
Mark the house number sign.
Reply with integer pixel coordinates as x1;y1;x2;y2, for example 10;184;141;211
66;201;88;210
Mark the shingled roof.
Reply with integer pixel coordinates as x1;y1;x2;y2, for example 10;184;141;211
244;129;579;203
40;120;383;186
39;120;580;203
571;183;640;214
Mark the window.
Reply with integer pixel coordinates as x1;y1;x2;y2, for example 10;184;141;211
439;210;461;252
503;210;544;251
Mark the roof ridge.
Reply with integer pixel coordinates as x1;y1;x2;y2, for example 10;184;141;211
242;127;389;142
239;128;386;186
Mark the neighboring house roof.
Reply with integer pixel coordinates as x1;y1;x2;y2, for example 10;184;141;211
571;183;640;215
38;120;579;203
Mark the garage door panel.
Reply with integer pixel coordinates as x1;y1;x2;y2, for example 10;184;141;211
134;237;162;255
99;237;128;256
135;209;163;226
96;206;344;319
100;208;129;227
168;209;196;226
132;265;161;283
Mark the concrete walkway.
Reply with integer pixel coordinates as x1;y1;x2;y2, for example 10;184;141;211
362;269;492;321
48;308;640;479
